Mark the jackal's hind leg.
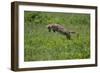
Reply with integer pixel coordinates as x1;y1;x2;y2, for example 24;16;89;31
66;33;71;40
53;29;56;32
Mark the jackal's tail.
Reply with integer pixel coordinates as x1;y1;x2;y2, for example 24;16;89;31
69;31;76;34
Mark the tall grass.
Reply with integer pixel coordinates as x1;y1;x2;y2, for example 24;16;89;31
24;11;90;61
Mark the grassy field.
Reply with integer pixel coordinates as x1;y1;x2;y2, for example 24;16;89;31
24;11;90;61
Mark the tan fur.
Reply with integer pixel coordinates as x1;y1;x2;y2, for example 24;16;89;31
46;24;76;39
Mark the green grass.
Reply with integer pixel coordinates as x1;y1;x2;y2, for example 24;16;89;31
24;11;90;61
